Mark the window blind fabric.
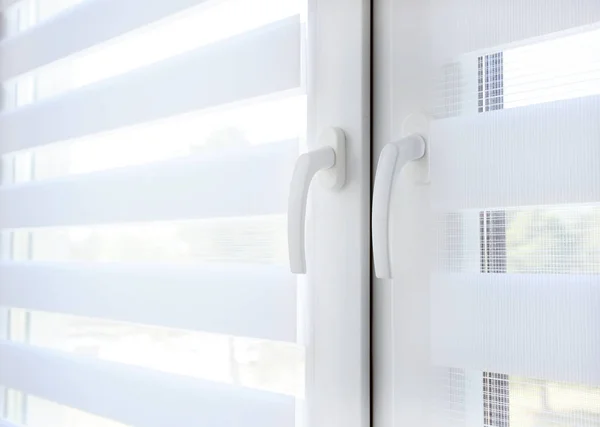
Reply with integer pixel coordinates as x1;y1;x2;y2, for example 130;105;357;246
430;95;600;210
0;341;295;427
387;0;600;426
0;141;295;228
0;0;212;81
0;18;301;153
427;3;600;389
0;0;304;426
0;261;296;341
431;273;600;385
429;0;600;58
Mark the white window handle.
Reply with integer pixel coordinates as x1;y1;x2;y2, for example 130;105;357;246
372;134;426;279
288;128;346;274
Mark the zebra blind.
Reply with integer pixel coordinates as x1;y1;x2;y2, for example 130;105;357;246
0;1;306;426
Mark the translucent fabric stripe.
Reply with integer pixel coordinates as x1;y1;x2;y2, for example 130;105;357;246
0;140;296;228
0;341;295;427
431;272;600;385
430;0;600;57
0;0;212;81
0;17;301;154
0;261;296;341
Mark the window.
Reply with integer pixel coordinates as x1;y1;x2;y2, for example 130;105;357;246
478;52;504;113
0;1;370;427
373;2;600;427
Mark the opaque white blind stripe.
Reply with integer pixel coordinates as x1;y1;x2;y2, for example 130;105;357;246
430;0;600;57
0;16;301;154
0;341;295;427
0;261;296;341
431;273;600;385
0;140;296;229
430;95;600;210
0;0;213;81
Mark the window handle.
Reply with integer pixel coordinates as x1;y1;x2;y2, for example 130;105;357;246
372;134;426;278
288;128;346;274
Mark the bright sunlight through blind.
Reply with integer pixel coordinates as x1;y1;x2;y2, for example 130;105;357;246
0;1;306;426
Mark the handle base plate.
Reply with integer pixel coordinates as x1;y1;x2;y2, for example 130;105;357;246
319;127;346;190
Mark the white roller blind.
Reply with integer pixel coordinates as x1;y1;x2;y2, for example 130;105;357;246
428;1;600;387
0;0;309;426
375;1;600;427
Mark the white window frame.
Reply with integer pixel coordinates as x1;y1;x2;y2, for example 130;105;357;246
305;1;370;426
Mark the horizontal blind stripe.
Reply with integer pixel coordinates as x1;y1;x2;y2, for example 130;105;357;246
431;272;600;385
430;0;600;57
430;95;600;210
0;261;296;341
0;140;296;229
0;420;22;427
0;0;18;10
0;17;301;154
0;341;295;427
0;0;212;81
